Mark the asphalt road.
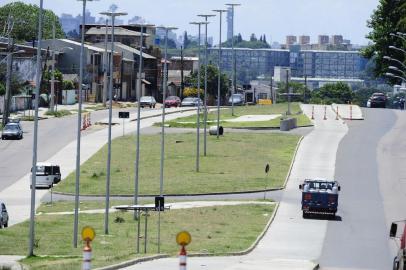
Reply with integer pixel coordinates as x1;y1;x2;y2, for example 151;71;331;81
319;108;398;269
0;107;157;191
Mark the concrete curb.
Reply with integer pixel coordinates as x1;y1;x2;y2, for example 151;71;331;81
53;135;305;198
92;203;279;270
331;103;364;120
282;135;304;189
94;255;170;270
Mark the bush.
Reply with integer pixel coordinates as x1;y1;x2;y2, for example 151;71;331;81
44;109;72;117
62;80;75;90
183;87;204;97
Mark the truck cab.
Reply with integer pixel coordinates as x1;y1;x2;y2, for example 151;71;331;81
390;222;406;270
299;179;341;218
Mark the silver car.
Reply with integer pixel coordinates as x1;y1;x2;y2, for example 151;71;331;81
0;202;9;228
181;97;203;107
1;122;23;140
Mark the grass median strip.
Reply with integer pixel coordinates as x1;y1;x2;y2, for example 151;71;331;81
54;132;300;195
0;204;274;270
157;103;311;128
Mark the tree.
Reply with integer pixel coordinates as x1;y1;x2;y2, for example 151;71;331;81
183;31;191;49
0;82;5;96
276;81;309;103
237;33;243;43
0;2;64;42
185;64;229;104
250;33;257;42
166;39;177;49
363;0;405;81
263;34;267;44
310;82;354;104
259;35;263;42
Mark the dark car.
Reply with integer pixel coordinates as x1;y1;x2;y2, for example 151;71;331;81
0;202;9;228
164;96;181;108
228;94;245;106
367;92;387;108
181;97;203;107
1;122;23;140
139;96;156;108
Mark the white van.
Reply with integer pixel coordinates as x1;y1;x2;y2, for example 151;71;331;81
31;163;61;189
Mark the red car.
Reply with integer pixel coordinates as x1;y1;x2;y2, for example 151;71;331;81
164;96;181;108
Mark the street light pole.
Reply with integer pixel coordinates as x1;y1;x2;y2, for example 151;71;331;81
133;23;154;216
103;18;109;107
28;0;43;256
100;10;128;236
213;9;227;139
50;21;56;112
190;22;208;172
226;3;240;116
157;26;178;195
198;14;215;157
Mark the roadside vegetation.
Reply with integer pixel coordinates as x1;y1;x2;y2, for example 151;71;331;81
0;204;274;270
54;132;300;195
44;110;72;118
160;103;311;129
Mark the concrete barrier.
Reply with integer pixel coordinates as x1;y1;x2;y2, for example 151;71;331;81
280;118;297;131
209;126;224;136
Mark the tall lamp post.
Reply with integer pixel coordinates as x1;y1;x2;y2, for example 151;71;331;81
225;3;240;116
156;26;178;196
131;23;155;216
99;9;127;236
72;0;98;248
28;0;43;256
213;9;227;138
198;14;215;157
190;21;208;172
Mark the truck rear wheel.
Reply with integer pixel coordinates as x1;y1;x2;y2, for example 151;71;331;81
302;211;308;218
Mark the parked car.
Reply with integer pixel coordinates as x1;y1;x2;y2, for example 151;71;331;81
139;96;156;108
228;94;245;106
0;202;9;228
1;122;23;140
367;92;387;108
181;97;203;107
31;163;61;189
164;96;181;108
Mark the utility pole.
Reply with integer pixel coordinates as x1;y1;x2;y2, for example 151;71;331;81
180;46;184;99
50;21;56;112
103;19;108;107
286;69;291;115
2;41;13;127
304;75;307;103
270;75;273;103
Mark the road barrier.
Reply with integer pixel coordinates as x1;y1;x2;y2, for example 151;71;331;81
350;105;353;121
280;118;297;131
209;126;224;136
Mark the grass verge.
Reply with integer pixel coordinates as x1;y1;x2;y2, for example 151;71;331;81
0;204;274;270
158;103;311;128
44;110;72;118
54;132;300;195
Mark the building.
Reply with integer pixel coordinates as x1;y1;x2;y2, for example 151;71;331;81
207;46;368;85
59;13;79;34
331;35;344;45
85;26;144;48
227;7;233;41
318;35;329;45
299;35;310;45
286;35;297;46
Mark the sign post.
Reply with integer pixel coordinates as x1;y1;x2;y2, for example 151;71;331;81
176;231;191;270
155;196;164;253
264;163;270;200
82;226;96;270
119;112;130;136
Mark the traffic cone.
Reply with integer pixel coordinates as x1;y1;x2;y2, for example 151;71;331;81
311;106;315;120
323;106;327;120
336;106;339;120
179;245;187;270
350;104;353;121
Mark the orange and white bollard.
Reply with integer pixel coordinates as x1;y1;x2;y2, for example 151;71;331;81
179;245;187;270
323;106;327;120
311;106;315;120
87;113;91;127
83;240;92;270
336;106;339;120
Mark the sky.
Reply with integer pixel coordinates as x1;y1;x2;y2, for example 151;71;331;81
1;0;380;45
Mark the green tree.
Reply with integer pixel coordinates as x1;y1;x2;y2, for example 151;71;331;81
353;87;385;107
277;82;310;103
310;82;354;104
363;0;405;81
185;64;229;104
250;33;257;42
0;2;64;42
0;82;5;96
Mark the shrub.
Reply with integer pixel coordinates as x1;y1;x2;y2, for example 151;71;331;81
183;87;204;98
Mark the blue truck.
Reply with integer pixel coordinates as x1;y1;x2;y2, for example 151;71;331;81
299;179;341;218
